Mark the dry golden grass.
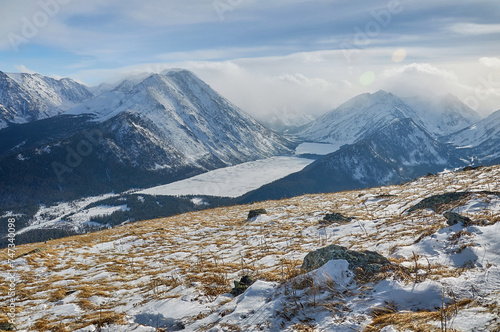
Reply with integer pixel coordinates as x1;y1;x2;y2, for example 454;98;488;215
48;287;69;302
292;323;318;331
76;285;109;299
77;298;96;311
365;298;475;332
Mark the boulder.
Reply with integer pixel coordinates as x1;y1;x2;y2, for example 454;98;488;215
0;323;15;331
409;191;500;214
408;192;469;213
247;209;267;220
302;244;392;277
443;212;472;227
321;212;353;225
231;276;254;296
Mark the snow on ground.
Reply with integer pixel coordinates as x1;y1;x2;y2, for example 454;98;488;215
68;205;129;223
1;165;499;331
16;193;119;235
138;156;314;197
295;142;341;155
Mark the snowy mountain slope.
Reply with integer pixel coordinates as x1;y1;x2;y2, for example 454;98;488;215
243;118;461;202
447;109;500;164
0;71;93;129
68;69;293;166
298;90;424;151
402;94;482;137
1;165;499;331
299;91;482;151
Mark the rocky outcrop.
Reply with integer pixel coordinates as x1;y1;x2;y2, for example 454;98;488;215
302;244;393;276
231;276;254;296
247;209;267;220
320;212;353;225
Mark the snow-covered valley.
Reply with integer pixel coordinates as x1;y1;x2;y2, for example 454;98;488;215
138;156;314;198
5;154;314;237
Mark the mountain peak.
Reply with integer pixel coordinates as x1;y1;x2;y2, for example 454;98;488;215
299;90;420;148
162;68;192;75
371;89;391;97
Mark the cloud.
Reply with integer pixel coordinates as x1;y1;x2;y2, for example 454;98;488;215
479;57;500;68
379;63;460;98
14;64;36;74
383;63;458;82
379;63;459;98
377;62;500;115
447;23;500;35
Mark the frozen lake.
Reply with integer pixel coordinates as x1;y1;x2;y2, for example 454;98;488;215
138;156;314;198
295;142;340;155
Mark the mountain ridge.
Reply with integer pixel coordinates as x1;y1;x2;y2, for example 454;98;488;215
0;71;93;129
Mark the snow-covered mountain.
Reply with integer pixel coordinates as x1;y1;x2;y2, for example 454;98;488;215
402;94;482;136
0;69;292;209
447;109;500;164
299;91;483;151
298;91;424;151
0;71;93;129
68;69;292;168
243;118;460;202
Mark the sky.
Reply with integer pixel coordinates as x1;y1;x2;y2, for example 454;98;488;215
0;0;499;121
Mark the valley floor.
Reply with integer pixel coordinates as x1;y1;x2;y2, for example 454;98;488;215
1;165;500;331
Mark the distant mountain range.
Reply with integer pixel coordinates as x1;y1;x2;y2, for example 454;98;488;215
298;91;482;151
242;91;499;202
0;69;292;209
0;72;93;129
1;70;499;244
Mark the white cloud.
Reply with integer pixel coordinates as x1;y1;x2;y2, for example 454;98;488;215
69;51;500;120
447;23;500;35
379;63;459;98
378;62;500;115
479;57;500;68
14;65;36;74
383;63;458;81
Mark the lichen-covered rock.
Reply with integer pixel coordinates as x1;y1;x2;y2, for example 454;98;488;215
408;192;470;213
443;212;472;226
231;275;254;296
321;212;353;225
302;244;393;277
0;323;15;331
408;191;500;214
247;209;267;219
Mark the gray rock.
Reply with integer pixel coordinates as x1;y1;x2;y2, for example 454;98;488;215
247;209;267;219
302;244;392;276
321;212;353;225
443;212;472;226
0;323;15;331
